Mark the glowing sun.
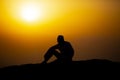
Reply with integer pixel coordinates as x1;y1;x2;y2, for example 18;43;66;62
20;3;42;22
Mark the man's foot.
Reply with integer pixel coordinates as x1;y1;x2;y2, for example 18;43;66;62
41;61;47;64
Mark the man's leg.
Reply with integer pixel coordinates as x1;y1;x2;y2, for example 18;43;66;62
42;48;54;64
53;50;61;59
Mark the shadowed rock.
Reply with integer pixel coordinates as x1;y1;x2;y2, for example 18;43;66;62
0;59;119;80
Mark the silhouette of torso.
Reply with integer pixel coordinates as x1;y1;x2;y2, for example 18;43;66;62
52;41;74;62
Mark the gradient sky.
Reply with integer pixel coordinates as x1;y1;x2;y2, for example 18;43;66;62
0;0;120;67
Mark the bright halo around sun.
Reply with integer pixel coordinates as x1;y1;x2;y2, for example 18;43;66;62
20;3;42;22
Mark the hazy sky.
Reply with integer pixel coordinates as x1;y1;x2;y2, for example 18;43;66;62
0;0;120;67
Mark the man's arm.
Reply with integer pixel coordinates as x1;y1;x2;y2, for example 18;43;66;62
50;44;59;50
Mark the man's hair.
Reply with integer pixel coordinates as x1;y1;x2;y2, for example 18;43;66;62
57;35;64;42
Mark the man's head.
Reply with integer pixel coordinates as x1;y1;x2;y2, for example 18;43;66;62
57;35;64;44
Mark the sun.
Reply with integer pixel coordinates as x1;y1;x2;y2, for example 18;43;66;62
20;3;41;22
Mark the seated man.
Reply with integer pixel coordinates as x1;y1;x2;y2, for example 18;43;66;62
42;35;74;64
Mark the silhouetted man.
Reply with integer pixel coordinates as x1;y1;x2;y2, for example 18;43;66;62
42;35;74;64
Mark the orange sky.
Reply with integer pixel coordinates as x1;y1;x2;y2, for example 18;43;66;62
0;0;120;67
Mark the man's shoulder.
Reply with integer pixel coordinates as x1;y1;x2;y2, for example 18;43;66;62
64;41;71;44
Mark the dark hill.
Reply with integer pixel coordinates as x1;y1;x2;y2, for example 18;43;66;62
0;59;120;79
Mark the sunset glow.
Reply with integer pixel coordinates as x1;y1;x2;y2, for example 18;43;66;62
0;0;120;68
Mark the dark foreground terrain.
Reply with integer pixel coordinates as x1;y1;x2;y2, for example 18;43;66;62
0;59;120;79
